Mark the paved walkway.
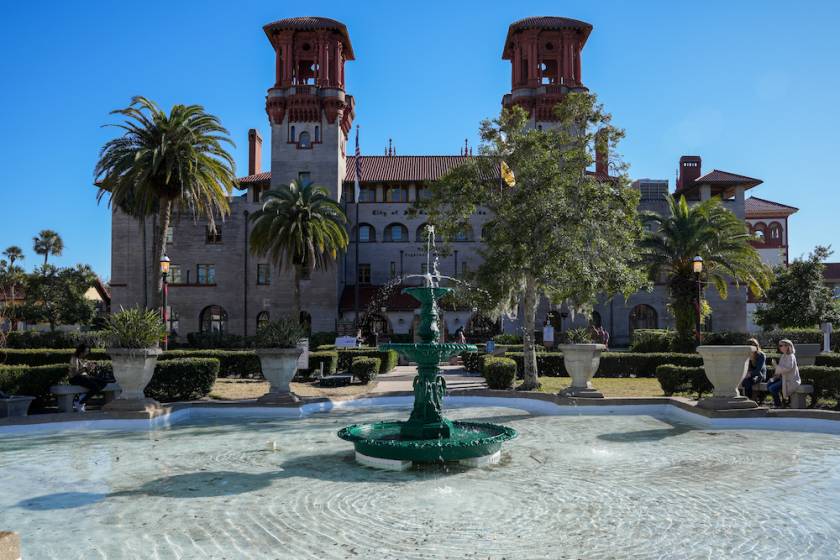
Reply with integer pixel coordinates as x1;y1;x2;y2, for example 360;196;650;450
370;364;487;394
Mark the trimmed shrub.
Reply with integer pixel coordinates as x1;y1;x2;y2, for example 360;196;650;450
158;350;261;378
815;353;840;368
338;349;398;374
797;366;840;408
0;348;109;367
351;357;380;383
145;358;219;402
309;331;337;349
630;330;675;353
4;330;110;349
599;352;702;377
0;364;69;403
655;365;712;398
756;329;823;348
461;352;483;373
299;351;338;377
482;357;517;389
494;334;522;344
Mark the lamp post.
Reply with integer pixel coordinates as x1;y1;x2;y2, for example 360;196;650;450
160;255;170;351
692;256;704;343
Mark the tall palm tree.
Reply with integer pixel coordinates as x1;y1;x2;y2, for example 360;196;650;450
33;230;63;267
249;180;349;319
3;246;23;267
95;96;237;310
640;195;771;350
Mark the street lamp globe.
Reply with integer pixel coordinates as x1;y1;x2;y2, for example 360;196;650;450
692;256;704;274
160;255;171;275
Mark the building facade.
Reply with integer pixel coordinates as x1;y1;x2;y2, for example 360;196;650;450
109;16;797;345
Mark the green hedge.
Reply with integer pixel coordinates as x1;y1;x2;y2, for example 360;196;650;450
482;357;517;389
796;366;840;407
461;352;483;373
630;330;675;353
145;358;219;402
815;353;840;368
351;357;380;383
503;351;703;378
159;350;261;378
299;351;338;377
0;364;69;403
4;330;109;349
0;348;110;367
655;365;712;398
338;349;398;374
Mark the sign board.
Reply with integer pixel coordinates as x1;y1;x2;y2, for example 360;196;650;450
335;336;358;349
542;325;555;343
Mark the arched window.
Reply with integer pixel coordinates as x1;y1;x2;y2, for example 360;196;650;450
314;126;320;142
452;225;473;242
200;305;228;334
384;223;408;242
629;304;657;335
769;222;782;241
385;186;407;203
298;131;311;148
290;125;296;142
355;224;376;243
256;311;270;330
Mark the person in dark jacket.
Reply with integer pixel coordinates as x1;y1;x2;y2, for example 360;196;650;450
741;338;767;400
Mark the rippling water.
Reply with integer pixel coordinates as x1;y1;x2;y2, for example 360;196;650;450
2;407;840;559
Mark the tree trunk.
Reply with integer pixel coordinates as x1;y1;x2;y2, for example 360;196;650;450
519;274;540;390
151;200;172;312
293;265;302;322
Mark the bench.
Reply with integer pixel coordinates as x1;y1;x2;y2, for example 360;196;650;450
752;382;814;409
49;383;122;413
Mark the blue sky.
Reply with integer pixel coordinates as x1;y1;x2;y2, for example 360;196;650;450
1;0;837;278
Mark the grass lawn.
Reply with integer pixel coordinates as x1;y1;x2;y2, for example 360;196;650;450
210;378;375;400
517;376;668;398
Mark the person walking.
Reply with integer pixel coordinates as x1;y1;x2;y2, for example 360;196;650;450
767;339;801;408
741;338;767;400
69;344;107;413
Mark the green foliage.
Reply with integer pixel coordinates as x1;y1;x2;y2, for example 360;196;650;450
309;331;338;349
20;264;97;330
0;348;109;366
186;331;246;349
797;366;840;408
337;349;398;373
461;351;483;373
562;328;593;344
755;246;840;329
815;354;840;368
159;350;261;378
630;329;676;353
4;330;109;349
0;364;69;403
504;351;703;378
145;358;219;402
253;317;306;349
482;357;517;389
493;333;522;344
300;351;338;377
351;357;380;383
655;365;713;398
105;307;165;349
756;329;824;348
32;230;63;267
641;195;772;351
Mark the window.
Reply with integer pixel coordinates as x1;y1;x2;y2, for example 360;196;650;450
629;304;658;334
164;226;174;244
314;126;320;142
256;311;270;330
200;305;228;334
453;226;472;242
358;264;371;285
298;171;311;184
298;131;311;148
358;186;376;202
290;125;296;142
165;307;179;334
385;186;407;203
257;264;271;285
416;186;432;201
356;224;375;243
390;261;397;279
769;223;782;240
384;223;408;242
252;185;266;203
169;264;183;284
206;226;222;244
197;264;216;285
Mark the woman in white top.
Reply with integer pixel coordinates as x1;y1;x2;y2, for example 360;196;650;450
767;339;801;408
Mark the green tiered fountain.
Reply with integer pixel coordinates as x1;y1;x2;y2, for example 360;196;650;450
338;241;517;470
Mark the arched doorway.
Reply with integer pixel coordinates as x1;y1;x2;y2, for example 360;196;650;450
200;305;228;334
629;304;657;335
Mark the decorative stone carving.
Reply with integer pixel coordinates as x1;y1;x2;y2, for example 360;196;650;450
256;347;303;404
558;343;606;398
696;345;758;410
104;347;162;411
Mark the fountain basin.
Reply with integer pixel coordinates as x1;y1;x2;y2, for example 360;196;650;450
338;420;517;468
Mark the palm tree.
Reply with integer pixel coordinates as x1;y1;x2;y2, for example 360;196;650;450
3;246;23;267
33;230;63;267
640;195;771;350
249;180;349;318
95;96;237;310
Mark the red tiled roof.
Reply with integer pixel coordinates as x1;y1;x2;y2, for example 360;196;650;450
745;196;798;218
824;263;840;281
262;17;355;60
693;169;763;189
237;171;271;186
503;17;593;58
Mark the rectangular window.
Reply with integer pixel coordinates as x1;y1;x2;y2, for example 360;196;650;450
197;264;215;285
164;226;174;244
252;186;265;203
390;262;397;279
417;187;432;201
206;226;222;244
257;263;271;285
298;172;311;184
358;264;371;285
385;186;407;203
359;186;376;202
169;264;183;284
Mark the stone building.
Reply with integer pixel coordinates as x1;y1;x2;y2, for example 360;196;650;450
109;16;797;345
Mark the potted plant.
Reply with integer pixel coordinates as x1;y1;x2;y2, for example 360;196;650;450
253;318;306;404
103;307;165;411
558;328;606;398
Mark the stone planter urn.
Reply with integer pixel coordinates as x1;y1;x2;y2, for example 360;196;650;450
256;347;303;404
558;343;607;398
795;343;821;366
0;396;35;417
104;347;162;411
697;345;758;410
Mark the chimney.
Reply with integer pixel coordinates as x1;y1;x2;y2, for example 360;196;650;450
677;156;702;191
595;129;608;176
248;129;262;175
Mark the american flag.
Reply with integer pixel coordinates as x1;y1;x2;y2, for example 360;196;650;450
354;125;362;202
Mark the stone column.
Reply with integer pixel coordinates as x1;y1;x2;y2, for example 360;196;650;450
696;345;758;410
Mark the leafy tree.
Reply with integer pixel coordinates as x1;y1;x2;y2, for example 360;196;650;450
95;96;237;311
21;265;97;331
249;180;349;319
32;230;63;267
416;94;647;390
640;195;771;350
754;246;839;329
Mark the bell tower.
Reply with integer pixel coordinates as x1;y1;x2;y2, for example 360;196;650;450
263;17;355;200
501;17;592;128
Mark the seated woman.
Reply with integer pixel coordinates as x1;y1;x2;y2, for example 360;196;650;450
767;339;801;408
741;338;766;400
69;344;107;413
